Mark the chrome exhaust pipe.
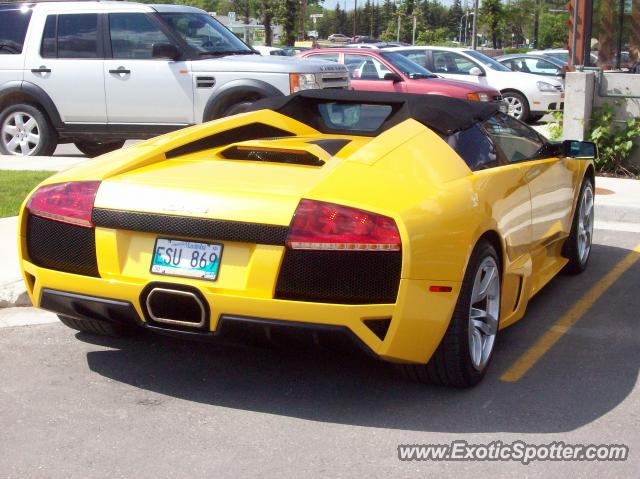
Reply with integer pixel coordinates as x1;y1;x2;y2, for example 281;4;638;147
145;287;206;328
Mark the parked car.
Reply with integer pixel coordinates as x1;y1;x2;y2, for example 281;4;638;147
298;48;504;105
328;33;351;43
528;49;599;65
281;46;311;56
495;54;566;85
253;46;287;56
0;2;349;157
351;35;380;44
389;46;564;122
19;90;596;387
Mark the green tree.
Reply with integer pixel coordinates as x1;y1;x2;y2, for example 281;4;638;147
480;0;504;48
538;12;569;49
447;0;464;41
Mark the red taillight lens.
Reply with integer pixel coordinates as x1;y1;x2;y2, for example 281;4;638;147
286;199;401;251
26;181;101;228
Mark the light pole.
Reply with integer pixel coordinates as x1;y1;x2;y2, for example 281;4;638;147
471;0;478;49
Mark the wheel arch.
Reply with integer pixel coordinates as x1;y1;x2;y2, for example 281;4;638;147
475;230;505;276
500;88;530;105
203;79;284;122
0;81;63;129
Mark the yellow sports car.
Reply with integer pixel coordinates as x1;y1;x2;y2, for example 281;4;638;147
18;91;596;387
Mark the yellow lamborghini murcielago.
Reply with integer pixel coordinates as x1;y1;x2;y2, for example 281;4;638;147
18;90;596;386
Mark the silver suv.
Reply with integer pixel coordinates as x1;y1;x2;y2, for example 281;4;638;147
0;1;349;157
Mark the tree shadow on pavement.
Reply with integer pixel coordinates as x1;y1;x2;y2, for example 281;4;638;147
81;243;640;433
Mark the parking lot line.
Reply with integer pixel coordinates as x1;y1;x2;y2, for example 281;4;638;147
500;243;640;383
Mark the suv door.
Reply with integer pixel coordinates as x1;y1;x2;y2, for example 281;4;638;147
103;12;194;125
25;12;107;123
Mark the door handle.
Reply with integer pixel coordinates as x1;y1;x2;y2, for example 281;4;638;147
109;68;131;74
31;67;51;73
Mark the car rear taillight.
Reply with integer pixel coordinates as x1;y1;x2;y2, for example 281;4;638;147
26;181;101;228
286;199;401;251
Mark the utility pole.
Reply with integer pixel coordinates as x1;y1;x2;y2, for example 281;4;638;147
412;13;417;45
533;0;540;48
471;0;478;49
299;0;306;41
396;12;401;42
353;0;357;37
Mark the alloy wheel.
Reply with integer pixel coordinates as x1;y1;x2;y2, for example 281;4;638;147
577;182;594;264
1;111;41;156
468;256;500;371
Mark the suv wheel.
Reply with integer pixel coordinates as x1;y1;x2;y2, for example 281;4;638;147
74;140;125;158
0;104;57;156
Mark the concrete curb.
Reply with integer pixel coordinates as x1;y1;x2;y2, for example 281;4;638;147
0;280;31;308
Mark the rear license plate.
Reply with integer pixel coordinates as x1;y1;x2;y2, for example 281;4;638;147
151;238;223;281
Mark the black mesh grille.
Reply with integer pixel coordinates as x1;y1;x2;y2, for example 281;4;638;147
275;250;402;304
220;146;324;166
92;208;289;246
26;215;99;277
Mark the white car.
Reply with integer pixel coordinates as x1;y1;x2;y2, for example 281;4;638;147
388;46;564;122
528;49;599;65
252;46;287;56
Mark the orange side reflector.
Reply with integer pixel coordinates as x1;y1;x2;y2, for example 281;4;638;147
429;286;453;293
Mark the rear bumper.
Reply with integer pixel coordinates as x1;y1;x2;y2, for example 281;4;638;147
22;259;461;364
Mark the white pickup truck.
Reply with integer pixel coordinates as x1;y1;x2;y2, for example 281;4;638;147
0;1;349;157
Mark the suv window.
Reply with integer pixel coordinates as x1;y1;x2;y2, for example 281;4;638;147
0;8;33;54
482;114;545;163
432;51;476;74
447;125;498;170
109;13;172;59
344;54;392;80
43;14;99;59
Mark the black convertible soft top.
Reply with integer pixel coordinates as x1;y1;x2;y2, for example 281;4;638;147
245;89;500;136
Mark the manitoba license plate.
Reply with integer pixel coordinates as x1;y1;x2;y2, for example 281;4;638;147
151;238;222;281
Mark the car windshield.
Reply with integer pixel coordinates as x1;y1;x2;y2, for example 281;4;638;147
159;12;253;55
464;50;512;72
380;52;437;78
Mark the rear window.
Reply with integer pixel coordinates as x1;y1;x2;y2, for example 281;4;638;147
318;103;392;132
0;8;33;54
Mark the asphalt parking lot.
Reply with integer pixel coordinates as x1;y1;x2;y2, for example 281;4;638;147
0;227;638;478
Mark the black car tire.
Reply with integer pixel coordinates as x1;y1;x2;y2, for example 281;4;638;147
402;240;501;387
74;140;125;158
58;315;138;337
0;103;58;156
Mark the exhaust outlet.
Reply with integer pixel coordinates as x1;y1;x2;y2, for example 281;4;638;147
145;287;207;329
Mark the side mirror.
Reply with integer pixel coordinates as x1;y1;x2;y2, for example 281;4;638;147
383;72;402;83
469;66;484;76
563;140;597;159
152;43;180;60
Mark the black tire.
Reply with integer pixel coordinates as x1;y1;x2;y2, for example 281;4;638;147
562;178;595;275
526;114;544;124
502;91;530;122
74;140;125;158
58;315;138;338
0;103;58;156
222;96;262;117
402;240;501;387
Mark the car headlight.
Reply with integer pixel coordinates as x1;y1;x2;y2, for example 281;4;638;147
536;81;558;92
466;92;491;102
290;73;320;93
